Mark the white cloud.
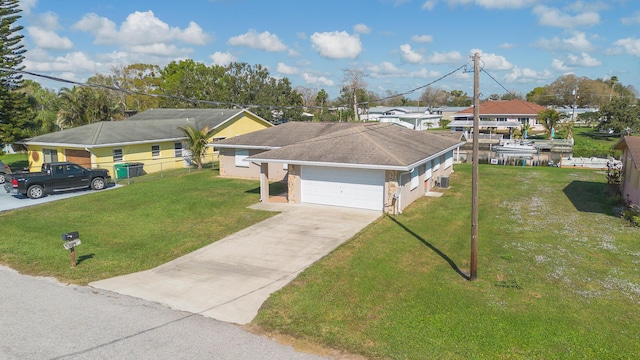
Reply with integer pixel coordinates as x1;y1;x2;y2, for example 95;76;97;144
35;12;60;30
446;0;537;9
27;27;73;50
228;29;287;52
613;38;640;57
277;62;298;75
210;51;237;66
353;23;371;34
410;68;440;78
310;31;362;59
19;0;37;15
551;58;572;72
504;66;553;83
129;43;188;56
367;61;403;78
428;51;463;64
533;5;600;28
24;51;98;73
567;52;601;67
472;49;512;70
534;31;594;52
499;43;516;49
302;73;334;86
622;12;640;25
399;44;424;64
73;11;212;53
421;0;437;10
411;34;433;43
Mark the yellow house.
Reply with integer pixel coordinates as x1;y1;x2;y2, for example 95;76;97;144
20;109;272;175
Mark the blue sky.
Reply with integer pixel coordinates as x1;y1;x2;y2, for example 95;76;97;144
17;0;640;101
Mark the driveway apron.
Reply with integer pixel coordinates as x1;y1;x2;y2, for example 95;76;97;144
90;203;380;325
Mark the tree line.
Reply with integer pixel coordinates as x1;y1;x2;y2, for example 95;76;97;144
1;0;639;145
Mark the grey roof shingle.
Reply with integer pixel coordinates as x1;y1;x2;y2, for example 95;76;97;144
22;109;250;147
214;122;366;149
247;123;463;170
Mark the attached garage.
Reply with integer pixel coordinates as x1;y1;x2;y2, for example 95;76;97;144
301;166;385;211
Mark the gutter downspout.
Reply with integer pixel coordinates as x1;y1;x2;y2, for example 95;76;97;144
395;170;412;215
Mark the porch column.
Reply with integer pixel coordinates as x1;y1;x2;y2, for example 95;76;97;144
260;163;269;202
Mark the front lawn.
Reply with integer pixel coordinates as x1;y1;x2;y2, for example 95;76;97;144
254;164;640;359
0;169;275;285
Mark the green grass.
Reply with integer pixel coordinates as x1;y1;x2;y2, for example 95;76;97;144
0;152;29;170
254;164;640;359
0;169;275;285
572;127;622;158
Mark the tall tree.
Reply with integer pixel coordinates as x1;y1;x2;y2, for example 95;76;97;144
22;80;59;136
419;86;449;108
597;97;640;134
448;90;472;107
342;68;367;121
177;125;216;170
0;0;29;144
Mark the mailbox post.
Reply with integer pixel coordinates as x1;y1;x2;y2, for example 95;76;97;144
62;231;81;267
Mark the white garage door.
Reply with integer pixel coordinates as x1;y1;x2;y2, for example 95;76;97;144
301;166;385;211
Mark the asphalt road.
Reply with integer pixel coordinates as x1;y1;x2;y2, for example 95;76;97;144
0;265;327;360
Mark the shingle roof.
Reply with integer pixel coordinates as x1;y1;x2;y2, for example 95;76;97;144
22;109;257;147
455;99;548;116
614;136;640;169
247;123;463;170
214;122;366;149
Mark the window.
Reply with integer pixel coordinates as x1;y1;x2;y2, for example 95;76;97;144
174;142;183;158
518;118;530;125
43;149;58;163
152;145;160;158
634;169;639;189
113;149;123;162
410;168;419;190
424;160;432;180
433;156;440;171
496;117;507;122
235;149;249;168
66;164;83;174
444;152;453;169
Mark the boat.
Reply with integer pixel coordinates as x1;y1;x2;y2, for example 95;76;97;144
493;141;538;153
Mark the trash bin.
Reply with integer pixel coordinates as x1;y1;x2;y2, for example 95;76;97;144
114;163;129;180
128;163;144;177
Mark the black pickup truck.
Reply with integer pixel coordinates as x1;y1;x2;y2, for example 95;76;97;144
4;162;111;199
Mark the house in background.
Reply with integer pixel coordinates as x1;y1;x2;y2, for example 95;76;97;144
613;136;640;206
361;106;443;130
217;122;463;213
20;109;272;173
431;106;469;122
448;99;548;133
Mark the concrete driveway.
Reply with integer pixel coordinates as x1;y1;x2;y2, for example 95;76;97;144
90;202;381;325
0;183;120;213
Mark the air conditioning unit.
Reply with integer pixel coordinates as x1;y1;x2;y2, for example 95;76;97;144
438;175;449;188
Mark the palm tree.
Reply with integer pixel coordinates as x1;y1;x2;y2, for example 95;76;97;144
177;125;216;170
538;109;561;139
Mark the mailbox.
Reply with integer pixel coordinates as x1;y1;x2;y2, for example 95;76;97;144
62;231;79;241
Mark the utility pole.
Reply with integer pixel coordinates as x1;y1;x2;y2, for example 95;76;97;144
470;52;480;281
572;87;578;121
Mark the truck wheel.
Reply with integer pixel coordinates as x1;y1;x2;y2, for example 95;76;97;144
91;177;106;190
0;173;5;184
27;185;44;199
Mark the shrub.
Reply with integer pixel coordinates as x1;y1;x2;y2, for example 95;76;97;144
622;204;640;227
